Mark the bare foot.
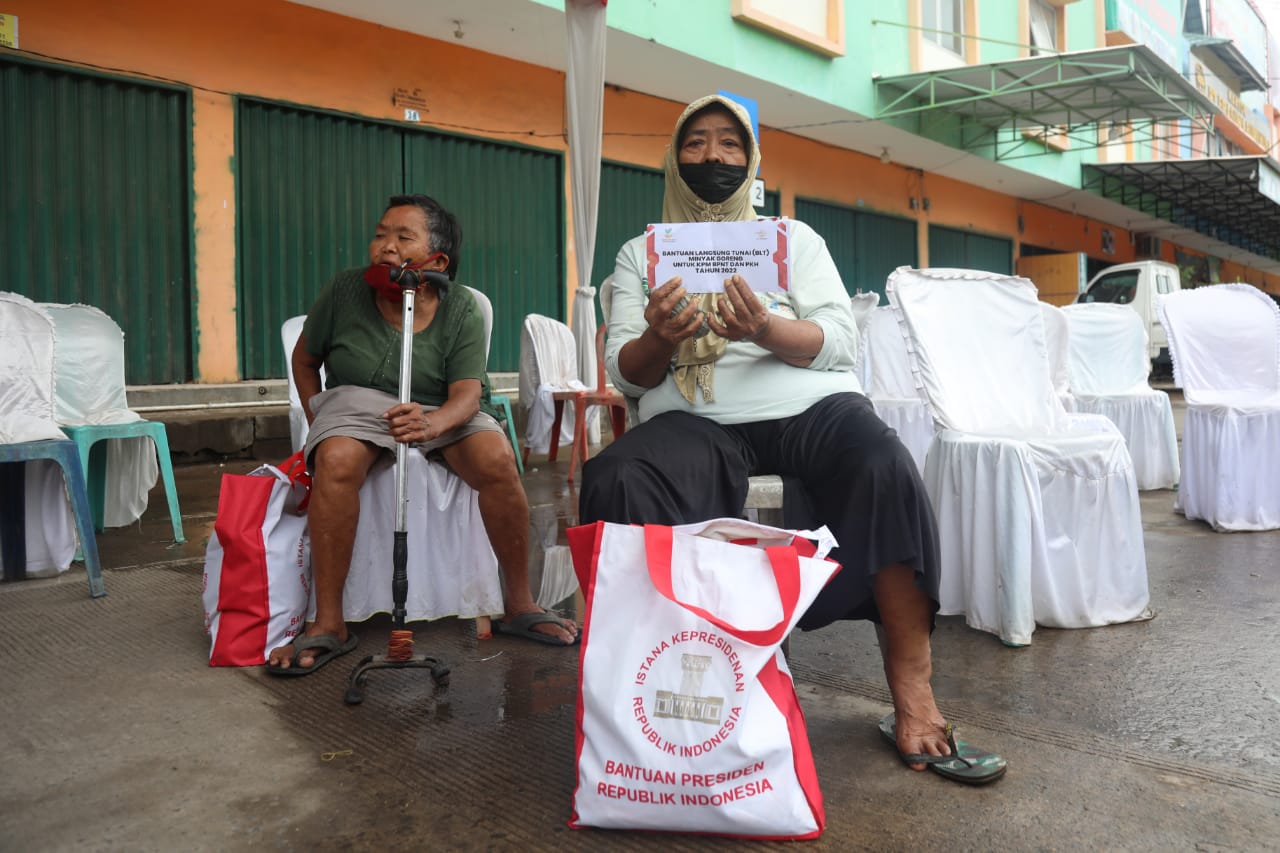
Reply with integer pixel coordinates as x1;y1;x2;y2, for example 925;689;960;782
893;706;952;770
267;622;349;671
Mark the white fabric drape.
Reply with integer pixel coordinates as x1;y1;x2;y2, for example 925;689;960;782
43;304;157;527
565;0;607;438
1039;302;1075;412
571;285;601;443
519;314;595;455
1062;302;1179;490
309;452;504;622
864;305;934;473
0;293;77;575
1158;284;1280;531
849;292;880;388
889;267;1150;646
0;458;77;578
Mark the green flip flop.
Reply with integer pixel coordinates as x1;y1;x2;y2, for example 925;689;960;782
878;712;1007;785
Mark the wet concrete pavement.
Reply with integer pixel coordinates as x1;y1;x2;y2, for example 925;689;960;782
3;394;1280;851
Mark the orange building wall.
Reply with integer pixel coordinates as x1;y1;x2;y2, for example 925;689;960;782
4;0;1276;380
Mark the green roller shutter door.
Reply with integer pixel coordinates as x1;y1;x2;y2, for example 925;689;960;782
928;225;1012;274
590;161;665;292
237;99;563;376
795;199;858;294
404;134;562;372
1;57;192;384
237;100;403;379
855;211;918;296
795;199;918;298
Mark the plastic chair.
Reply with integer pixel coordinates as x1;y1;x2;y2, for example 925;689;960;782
849;292;880;389
863;305;934;474
0;293;104;597
888;266;1150;646
1039;301;1076;413
280;298;504;631
41;304;184;544
1061;302;1180;491
519;314;626;483
1157;283;1280;530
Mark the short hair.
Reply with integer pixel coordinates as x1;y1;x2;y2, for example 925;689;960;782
386;193;462;280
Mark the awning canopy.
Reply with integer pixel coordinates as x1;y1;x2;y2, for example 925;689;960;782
873;45;1217;160
1082;157;1280;262
1188;38;1269;92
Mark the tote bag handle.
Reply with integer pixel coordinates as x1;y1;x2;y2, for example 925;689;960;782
643;524;801;647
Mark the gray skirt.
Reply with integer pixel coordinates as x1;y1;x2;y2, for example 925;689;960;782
304;385;503;470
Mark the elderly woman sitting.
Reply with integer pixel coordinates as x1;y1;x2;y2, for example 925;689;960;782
268;193;577;676
580;96;1005;784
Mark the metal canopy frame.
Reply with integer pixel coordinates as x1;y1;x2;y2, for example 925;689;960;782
1188;39;1269;92
874;45;1217;160
1083;157;1280;261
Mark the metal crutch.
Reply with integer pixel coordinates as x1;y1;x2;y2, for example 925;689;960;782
345;264;452;705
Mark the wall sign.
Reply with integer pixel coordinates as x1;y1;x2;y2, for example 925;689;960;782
0;14;18;49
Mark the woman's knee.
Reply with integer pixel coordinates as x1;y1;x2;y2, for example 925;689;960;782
312;437;377;488
450;433;522;493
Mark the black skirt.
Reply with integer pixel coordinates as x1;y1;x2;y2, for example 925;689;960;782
578;392;940;631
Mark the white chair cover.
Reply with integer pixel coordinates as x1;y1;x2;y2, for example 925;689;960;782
519;313;592;455
42;304;158;526
281;315;325;452
282;294;505;622
888;267;1150;646
1062;303;1179;490
1157;284;1280;531
849;292;880;389
0;293;76;574
864;305;933;473
309;454;504;622
1039;302;1075;412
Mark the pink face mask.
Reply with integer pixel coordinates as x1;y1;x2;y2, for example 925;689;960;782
363;253;447;304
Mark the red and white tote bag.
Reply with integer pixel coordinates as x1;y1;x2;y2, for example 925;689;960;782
203;453;312;667
566;518;841;839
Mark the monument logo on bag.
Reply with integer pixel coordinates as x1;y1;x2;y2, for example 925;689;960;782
654;654;723;724
631;629;747;758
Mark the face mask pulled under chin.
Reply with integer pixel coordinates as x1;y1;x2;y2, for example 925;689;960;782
678;162;749;204
363;254;446;304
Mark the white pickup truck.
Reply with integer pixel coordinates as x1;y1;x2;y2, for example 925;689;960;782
1075;260;1182;372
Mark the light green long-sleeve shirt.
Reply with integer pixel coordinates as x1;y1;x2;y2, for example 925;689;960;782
603;219;862;425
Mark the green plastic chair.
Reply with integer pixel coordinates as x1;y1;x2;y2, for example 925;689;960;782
41;304;184;544
0;293;105;596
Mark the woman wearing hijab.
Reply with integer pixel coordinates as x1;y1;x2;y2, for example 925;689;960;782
580;95;1004;784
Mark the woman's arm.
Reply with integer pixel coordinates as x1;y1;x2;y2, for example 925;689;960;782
292;334;325;425
616;275;706;387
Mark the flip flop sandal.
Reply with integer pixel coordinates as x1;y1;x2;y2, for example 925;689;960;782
267;632;359;677
879;712;1007;785
494;611;580;647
